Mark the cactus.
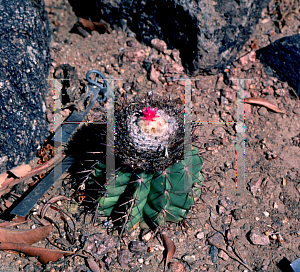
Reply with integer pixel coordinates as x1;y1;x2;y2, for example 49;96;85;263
90;148;203;230
84;99;203;231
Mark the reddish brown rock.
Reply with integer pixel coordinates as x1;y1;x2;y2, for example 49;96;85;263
249;229;270;245
167;63;184;74
221;88;236;102
248;178;262;194
151;38;167;52
122;48;145;63
149;65;160;83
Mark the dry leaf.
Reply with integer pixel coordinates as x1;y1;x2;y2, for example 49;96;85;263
86;257;101;272
0;154;65;194
0;225;52;244
161;233;176;272
41;196;71;218
0;173;8;186
0;216;28;228
80;18;110;34
8;164;31;178
244;97;286;114
0;242;73;264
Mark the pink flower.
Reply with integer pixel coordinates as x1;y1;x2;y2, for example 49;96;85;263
142;107;159;125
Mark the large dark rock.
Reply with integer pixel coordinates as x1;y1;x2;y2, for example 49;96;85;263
256;34;300;96
69;0;270;74
0;0;51;172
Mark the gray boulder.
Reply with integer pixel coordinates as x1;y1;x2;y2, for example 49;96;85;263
256;34;300;96
69;0;270;74
0;0;51;172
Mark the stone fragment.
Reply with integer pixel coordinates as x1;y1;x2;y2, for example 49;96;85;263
128;241;148;254
220;96;229;105
218;250;229;261
257;34;300;96
239;55;248;66
247;178;262;194
249;50;256;62
117;249;130;268
217;205;226;215
221;88;236;102
182;255;196;262
168;262;184;272
105;66;114;74
232;208;244;220
249;229;270;245
167;63;184;74
258;107;268;116
244;103;252;114
262;85;274;95
212;127;226;138
219;198;235;210
275;88;288;96
196;231;205;240
208;232;225;247
127;39;139;47
226;229;238;241
149;65;160;84
171;49;181;62
151;38;167;52
82;233;118;257
122;48;145;63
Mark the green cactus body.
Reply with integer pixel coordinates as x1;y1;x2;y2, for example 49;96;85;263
95;147;203;229
92;162;132;216
143;147;203;226
126;172;152;229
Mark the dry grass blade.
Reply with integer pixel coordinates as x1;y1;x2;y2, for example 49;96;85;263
0;225;52;245
244;97;287;114
0;242;73;264
161;233;176;272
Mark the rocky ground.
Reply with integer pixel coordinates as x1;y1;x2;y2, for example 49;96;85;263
0;0;300;271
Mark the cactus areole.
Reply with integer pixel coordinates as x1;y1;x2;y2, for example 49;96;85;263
89;99;203;231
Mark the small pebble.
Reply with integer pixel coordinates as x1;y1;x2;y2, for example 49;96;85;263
168;262;184;272
258;107;268;116
151;38;167;52
196;231;204;239
182;255;196;262
142;232;152;242
154;245;164;251
217;205;226;215
218;250;229;261
126;39;139;47
149;65;160;84
249;229;270;245
207;232;225;247
172;49;180;62
263;211;270;217
248;178;262;194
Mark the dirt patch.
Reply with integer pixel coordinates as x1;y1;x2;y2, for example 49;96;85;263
0;0;299;271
